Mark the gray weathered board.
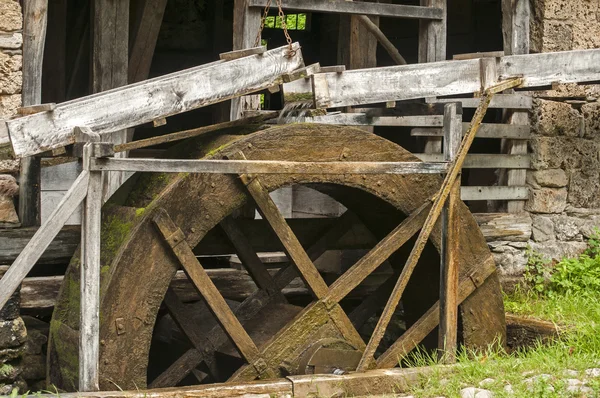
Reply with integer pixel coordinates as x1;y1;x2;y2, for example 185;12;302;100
312;48;600;108
6;44;304;158
249;0;444;19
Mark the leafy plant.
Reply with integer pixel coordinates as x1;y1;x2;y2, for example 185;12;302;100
524;245;552;293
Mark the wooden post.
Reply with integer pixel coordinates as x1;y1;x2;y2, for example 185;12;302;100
502;0;530;213
231;0;261;121
438;103;461;363
19;0;48;227
93;0;130;201
419;0;447;160
79;143;104;392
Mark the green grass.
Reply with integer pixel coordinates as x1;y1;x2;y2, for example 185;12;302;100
405;250;600;397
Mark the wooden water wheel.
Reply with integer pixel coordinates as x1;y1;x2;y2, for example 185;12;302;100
48;124;505;391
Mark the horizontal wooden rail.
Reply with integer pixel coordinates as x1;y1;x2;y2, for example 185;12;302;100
415;154;530;169
427;94;533;110
411;123;531;140
461;186;529;201
90;158;449;174
248;0;444;20
294;113;444;127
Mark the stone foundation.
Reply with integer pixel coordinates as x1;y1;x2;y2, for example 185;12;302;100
491;0;600;287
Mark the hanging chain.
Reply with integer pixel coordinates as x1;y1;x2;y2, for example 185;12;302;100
275;0;296;58
253;0;296;58
254;0;272;47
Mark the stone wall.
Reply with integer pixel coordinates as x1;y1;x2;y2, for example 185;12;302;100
491;0;600;287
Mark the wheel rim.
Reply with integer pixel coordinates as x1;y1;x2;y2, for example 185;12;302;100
48;124;505;391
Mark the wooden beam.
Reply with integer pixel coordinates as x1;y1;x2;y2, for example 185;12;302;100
0;171;89;312
128;0;168;83
427;94;533;109
415;154;530;169
7;44;304;158
90;157;449;174
438;103;461;363
312;49;600;108
411;123;531;140
248;0;444;20
356;15;407;65
79;146;103;392
93;0;130;201
19;0;48;227
298;114;444;127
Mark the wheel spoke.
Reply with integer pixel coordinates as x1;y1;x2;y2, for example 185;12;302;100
376;256;496;368
153;208;273;377
234;151;329;299
220;216;283;297
326;200;431;304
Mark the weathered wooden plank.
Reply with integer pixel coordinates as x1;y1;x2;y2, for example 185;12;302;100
220;46;266;61
91;157;449;174
7;44;304;157
249;0;444;19
461;186;529;201
453;51;505;60
427;94;533;109
128;0;168;83
312;49;600;108
473;212;532;242
0;171;88;312
415;154;530;169
19;0;48;227
418;0;446;64
411;123;531;140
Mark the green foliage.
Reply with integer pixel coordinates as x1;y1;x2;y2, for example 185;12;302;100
264;13;307;30
524;230;600;297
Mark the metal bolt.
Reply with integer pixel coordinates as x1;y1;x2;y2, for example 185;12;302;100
100;339;106;346
191;227;196;233
248;143;253;149
205;215;210;220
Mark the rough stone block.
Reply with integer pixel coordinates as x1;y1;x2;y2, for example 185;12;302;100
540;21;573;52
535;84;600;101
0;268;20;321
0;361;22;382
532;215;555;242
568;170;600;208
572;21;600;50
530;136;600;171
0;33;21;50
0;318;27;349
553;215;583;241
492;248;528;277
525;187;568;214
530;241;588;262
581;102;600;139
0;1;23;32
21;354;45;381
532;99;582;137
0;53;22;95
579;215;600;238
0;94;20;118
541;0;599;21
527;169;569;189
